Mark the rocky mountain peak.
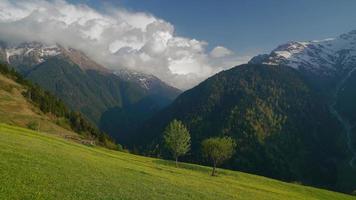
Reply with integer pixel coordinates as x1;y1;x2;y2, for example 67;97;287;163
250;30;356;78
0;41;113;74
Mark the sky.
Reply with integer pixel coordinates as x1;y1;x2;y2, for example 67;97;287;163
72;0;356;54
0;0;355;89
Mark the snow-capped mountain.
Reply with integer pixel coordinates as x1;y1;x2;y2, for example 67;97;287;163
250;30;356;169
0;41;179;93
114;69;159;90
250;30;356;78
0;42;61;68
6;43;60;63
0;42;110;73
113;69;180;95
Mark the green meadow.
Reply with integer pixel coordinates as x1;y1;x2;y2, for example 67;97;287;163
0;123;354;200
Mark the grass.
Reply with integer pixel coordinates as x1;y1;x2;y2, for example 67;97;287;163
0;123;354;200
0;74;79;139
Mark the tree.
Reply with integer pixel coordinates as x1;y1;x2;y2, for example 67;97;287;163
164;119;191;167
202;137;236;176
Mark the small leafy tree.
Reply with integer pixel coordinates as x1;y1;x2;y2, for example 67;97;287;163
202;136;236;176
164;119;191;167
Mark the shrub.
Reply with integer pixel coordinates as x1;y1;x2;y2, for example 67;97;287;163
27;121;39;131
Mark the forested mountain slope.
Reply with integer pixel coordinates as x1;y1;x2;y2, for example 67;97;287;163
136;64;351;191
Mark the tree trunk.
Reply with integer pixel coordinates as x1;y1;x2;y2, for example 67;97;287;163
175;157;178;168
211;161;217;176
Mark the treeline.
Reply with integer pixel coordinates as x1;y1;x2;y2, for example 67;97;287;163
0;63;116;149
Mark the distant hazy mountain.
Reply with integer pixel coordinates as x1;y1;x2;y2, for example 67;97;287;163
0;41;180;144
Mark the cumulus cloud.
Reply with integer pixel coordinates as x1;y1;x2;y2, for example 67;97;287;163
210;46;233;58
0;0;249;89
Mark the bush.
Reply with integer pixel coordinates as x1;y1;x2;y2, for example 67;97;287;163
117;144;124;151
55;118;71;130
27;121;39;131
351;190;356;196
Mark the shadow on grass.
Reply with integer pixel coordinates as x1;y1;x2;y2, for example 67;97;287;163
153;159;232;177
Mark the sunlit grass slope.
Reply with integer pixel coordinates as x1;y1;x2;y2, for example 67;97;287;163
0;74;76;138
0;124;354;200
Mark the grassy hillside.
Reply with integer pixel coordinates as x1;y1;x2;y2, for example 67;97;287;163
0;67;114;148
0;123;354;200
0;73;77;138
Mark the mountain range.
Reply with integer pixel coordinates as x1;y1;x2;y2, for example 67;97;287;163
1;30;356;193
135;30;356;192
0;42;181;145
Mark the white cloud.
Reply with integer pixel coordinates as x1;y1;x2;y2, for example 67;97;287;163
210;46;233;58
0;0;249;90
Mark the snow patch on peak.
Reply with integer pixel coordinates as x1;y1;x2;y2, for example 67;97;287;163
3;42;62;65
114;68;160;90
6;48;24;62
0;41;108;73
253;30;356;77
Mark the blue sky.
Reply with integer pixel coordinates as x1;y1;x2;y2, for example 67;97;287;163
70;0;356;56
